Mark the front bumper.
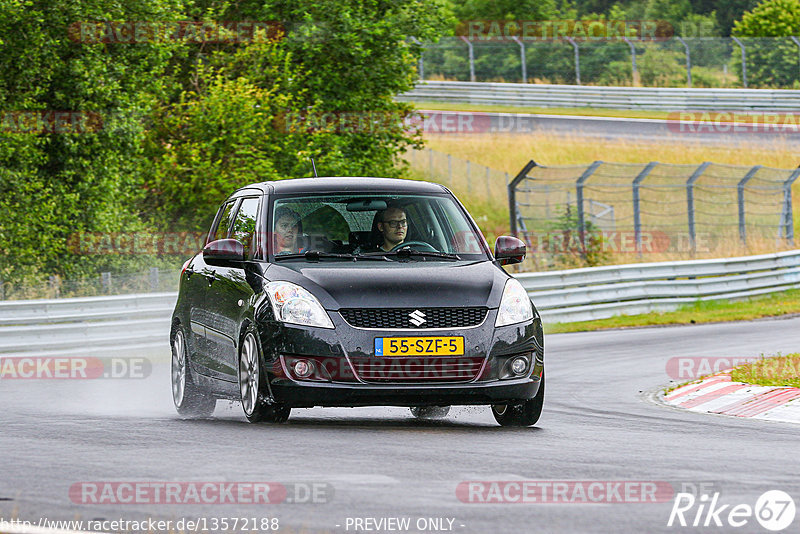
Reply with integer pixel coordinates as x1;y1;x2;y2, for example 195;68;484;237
257;307;544;408
270;375;542;408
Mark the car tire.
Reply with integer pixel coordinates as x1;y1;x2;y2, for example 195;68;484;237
239;329;291;424
491;373;545;427
171;326;217;418
409;406;451;419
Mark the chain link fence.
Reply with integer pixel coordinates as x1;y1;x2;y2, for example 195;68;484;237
406;147;511;206
0;268;180;301
420;37;800;88
510;160;800;264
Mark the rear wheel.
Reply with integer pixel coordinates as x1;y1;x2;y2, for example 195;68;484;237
239;330;291;423
171;327;216;418
410;406;451;419
491;373;545;427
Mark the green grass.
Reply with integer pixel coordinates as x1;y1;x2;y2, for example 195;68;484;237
731;354;800;387
412;101;672;120
544;289;800;334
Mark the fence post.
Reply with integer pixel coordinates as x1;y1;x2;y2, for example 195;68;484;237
737;165;762;245
509;160;538;237
676;37;692;88
566;37;580;84
410;37;424;80
623;37;638;86
512;36;527;83
576;161;603;249
460;36;476;82
686;162;710;253
0;278;3;300
783;166;800;244
101;271;112;294
149;267;160;292
732;37;747;88
447;154;452;185
792;37;800;82
633;162;658;254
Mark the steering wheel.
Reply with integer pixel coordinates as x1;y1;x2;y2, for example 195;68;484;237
390;241;437;252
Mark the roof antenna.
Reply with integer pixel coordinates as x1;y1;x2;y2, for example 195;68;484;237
310;158;318;177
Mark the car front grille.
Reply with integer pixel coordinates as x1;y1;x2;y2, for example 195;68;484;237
339;307;488;329
348;356;486;383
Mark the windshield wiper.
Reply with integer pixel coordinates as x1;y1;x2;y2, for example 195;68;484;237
274;250;389;262
361;249;461;261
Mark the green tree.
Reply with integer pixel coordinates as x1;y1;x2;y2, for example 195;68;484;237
733;0;800;86
0;0;182;286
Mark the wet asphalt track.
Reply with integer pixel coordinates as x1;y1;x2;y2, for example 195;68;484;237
419;110;800;147
2;317;800;534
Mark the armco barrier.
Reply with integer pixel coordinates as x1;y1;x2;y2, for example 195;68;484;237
0;250;798;356
399;81;800;112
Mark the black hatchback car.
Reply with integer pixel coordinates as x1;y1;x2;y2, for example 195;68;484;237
170;177;544;426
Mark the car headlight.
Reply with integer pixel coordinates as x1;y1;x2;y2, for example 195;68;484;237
265;281;334;329
495;278;533;327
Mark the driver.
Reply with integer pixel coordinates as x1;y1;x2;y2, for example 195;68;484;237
376;205;407;252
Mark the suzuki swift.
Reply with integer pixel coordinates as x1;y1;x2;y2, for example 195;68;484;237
170;177;544;426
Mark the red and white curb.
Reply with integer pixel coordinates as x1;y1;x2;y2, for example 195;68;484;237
662;372;800;423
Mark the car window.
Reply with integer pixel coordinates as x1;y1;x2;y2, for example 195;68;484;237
270;194;488;258
230;197;261;256
211;200;238;242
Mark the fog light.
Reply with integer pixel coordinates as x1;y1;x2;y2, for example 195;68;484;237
511;356;528;375
293;360;313;378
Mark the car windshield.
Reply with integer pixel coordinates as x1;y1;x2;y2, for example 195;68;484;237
268;193;489;260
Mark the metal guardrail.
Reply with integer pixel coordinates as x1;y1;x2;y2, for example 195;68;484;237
0;250;798;356
521;249;800;323
399;81;800;111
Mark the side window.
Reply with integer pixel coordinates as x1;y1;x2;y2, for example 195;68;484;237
211;200;238;242
230;197;261;255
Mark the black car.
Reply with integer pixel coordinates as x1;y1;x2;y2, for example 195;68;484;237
170;177;544;426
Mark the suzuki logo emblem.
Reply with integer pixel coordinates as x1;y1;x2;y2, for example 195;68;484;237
409;310;427;327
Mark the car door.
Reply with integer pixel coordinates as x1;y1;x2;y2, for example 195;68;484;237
204;195;263;381
188;198;239;377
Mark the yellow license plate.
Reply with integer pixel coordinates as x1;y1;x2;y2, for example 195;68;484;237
374;337;464;357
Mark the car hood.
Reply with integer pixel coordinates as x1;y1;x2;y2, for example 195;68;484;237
265;260;508;309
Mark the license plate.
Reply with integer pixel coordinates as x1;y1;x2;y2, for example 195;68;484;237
374;336;464;357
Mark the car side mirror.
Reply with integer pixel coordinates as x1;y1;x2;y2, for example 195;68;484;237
203;238;245;265
494;236;526;265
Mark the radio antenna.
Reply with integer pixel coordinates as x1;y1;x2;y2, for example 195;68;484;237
310;158;318;177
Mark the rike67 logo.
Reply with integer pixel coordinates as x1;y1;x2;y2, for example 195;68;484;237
668;490;796;531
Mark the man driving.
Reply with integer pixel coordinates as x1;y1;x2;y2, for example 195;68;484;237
376;205;407;251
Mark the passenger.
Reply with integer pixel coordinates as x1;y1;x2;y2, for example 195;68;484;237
273;207;303;254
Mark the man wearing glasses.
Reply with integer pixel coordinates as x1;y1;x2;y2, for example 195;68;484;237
376;205;408;251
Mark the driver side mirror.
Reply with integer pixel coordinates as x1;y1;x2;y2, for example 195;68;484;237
494;236;526;265
203;238;245;265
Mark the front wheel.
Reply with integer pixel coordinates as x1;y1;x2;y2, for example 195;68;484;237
239;330;291;423
491;373;545;427
171;326;216;418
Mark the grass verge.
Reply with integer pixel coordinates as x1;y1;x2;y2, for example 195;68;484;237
412;101;671;120
544;289;800;334
730;354;800;387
